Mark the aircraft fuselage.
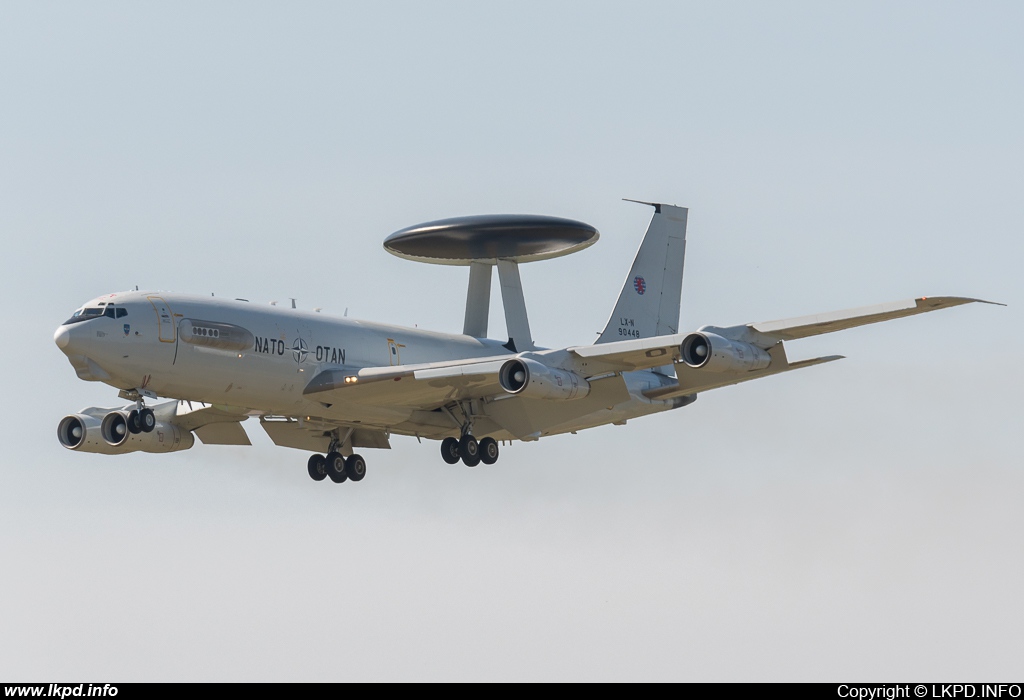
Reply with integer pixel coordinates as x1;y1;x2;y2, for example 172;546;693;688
54;290;679;442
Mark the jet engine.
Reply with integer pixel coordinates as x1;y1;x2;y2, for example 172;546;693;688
59;409;194;454
100;411;193;452
498;358;590;400
679;332;772;373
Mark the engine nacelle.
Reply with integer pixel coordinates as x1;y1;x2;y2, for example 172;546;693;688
498;358;590;401
59;410;194;454
679;332;772;373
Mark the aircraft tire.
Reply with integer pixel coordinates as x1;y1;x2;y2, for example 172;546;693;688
479;437;499;465
345;454;367;482
127;410;142;434
441;437;461;464
326;451;348;483
139;408;156;433
459;435;481;467
307;454;327;482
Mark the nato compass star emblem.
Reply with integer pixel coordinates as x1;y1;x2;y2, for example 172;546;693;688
292;337;308;364
634;276;646;295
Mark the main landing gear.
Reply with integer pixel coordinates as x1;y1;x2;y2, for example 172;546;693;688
306;430;367;484
440;435;500;467
307;452;367;483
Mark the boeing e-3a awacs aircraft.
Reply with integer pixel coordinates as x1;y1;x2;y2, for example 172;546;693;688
54;201;998;483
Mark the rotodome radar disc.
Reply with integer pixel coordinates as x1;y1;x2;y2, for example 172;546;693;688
383;214;599;265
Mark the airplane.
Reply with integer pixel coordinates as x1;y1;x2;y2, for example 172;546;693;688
53;201;999;483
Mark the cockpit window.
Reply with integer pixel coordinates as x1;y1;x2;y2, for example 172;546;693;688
63;307;105;325
63;304;128;325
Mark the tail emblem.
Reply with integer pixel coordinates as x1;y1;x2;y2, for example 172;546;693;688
633;276;646;295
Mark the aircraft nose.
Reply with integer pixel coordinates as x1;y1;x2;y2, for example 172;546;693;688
54;325;71;350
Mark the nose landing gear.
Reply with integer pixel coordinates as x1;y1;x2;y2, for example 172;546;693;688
118;388;157;434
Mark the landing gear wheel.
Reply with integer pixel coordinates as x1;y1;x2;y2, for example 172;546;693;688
138;408;156;433
479;437;499;465
326;451;348;483
127;409;142;434
307;454;327;481
345;454;367;482
460;435;481;467
441;437;461;465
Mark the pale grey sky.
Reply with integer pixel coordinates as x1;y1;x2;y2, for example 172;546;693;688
1;1;1021;681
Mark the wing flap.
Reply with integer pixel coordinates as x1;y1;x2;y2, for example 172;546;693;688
168;401;250;433
303;357;510;408
260;417;391;452
193;421;252;445
569;333;686;373
644;346;843;400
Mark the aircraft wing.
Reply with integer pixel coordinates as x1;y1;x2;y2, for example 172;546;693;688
739;296;1001;342
300;296;998;410
569;296;999;375
302;356;511;409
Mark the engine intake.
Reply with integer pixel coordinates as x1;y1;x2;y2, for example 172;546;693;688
101;411;131;446
58;414;99;451
498;358;590;401
680;332;771;373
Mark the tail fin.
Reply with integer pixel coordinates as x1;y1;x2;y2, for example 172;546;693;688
596;201;688;344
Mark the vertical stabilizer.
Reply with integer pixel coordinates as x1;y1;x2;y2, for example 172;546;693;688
596;202;688;344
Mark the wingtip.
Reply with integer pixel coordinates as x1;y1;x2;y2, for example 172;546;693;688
917;296;1007;308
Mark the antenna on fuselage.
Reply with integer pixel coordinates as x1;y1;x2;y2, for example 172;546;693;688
290;298;296;309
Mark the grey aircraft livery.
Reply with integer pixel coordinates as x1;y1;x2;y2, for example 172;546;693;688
54;202;999;483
